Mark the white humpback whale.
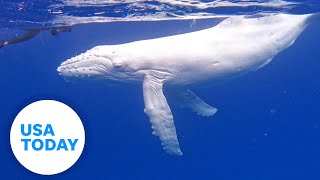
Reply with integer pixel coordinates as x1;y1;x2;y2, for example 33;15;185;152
57;13;319;155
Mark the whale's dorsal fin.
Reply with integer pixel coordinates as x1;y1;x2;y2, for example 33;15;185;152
174;89;217;117
143;71;182;155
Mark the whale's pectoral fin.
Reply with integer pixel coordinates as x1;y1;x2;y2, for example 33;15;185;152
143;72;182;155
175;89;217;117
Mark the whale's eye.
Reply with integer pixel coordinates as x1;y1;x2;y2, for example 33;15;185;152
113;63;123;70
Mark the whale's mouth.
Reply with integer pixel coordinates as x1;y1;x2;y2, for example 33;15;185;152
57;58;111;78
57;50;113;79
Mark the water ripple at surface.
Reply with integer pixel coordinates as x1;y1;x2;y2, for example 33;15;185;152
0;0;319;29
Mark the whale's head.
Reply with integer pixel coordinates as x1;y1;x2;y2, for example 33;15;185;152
57;45;140;82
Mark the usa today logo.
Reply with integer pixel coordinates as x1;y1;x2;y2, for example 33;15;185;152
10;100;85;175
20;124;78;151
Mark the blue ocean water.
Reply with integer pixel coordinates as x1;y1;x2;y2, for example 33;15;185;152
0;0;320;179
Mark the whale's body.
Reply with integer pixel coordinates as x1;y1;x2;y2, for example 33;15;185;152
57;13;317;155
